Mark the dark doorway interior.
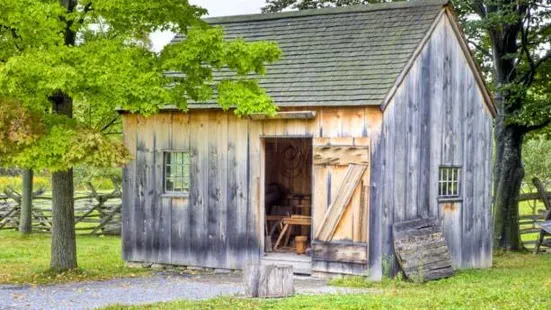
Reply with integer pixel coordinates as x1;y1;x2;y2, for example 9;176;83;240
264;138;313;257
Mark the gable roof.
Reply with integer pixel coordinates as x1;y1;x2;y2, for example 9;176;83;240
168;0;450;108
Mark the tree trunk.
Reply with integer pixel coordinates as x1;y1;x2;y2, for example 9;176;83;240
489;23;525;251
50;93;77;272
18;169;33;234
493;121;524;250
50;169;77;271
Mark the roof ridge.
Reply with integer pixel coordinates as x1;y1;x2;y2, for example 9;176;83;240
203;0;448;25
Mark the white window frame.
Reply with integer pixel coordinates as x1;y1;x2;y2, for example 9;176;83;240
163;151;190;195
438;166;461;199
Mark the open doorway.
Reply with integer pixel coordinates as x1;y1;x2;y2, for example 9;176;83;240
263;137;312;273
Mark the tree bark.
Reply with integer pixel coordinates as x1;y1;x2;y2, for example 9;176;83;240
18;169;33;234
493;120;524;250
488;21;525;251
50;168;77;271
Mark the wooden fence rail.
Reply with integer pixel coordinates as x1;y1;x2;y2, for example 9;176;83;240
0;182;121;235
519;178;551;250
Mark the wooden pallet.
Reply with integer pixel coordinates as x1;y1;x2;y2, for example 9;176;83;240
393;218;454;282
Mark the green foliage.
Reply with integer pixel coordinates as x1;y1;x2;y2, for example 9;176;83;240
453;0;551;131
0;231;150;285
522;136;551;182
103;253;551;309
0;0;281;172
0;98;45;165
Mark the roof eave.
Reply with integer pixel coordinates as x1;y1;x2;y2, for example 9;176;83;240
203;0;449;25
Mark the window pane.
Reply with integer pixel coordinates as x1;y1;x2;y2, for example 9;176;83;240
438;167;460;198
164;151;190;193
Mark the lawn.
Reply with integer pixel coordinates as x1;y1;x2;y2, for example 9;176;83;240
0;231;149;285
2;231;551;309
104;252;551;310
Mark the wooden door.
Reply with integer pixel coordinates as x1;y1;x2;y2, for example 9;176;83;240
311;137;370;276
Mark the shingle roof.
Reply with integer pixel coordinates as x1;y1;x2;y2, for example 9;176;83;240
170;0;448;107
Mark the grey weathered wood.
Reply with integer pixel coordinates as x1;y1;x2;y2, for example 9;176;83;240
244;264;294;298
311;241;368;264
311;260;368;277
377;15;493;272
170;114;191;266
393;218;454;282
207;113;220;268
248;111;316;120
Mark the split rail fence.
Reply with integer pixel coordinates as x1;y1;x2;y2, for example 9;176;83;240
0;182;121;235
519;178;551;250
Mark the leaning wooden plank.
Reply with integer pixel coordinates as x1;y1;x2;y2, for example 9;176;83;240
315;164;367;242
393;217;454;282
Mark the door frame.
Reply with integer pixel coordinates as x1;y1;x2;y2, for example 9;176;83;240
259;135;314;256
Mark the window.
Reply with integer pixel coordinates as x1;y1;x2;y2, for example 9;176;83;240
439;166;461;198
164;152;190;194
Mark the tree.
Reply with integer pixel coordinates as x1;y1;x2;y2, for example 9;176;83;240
455;0;551;250
0;0;281;272
262;0;551;250
19;169;33;235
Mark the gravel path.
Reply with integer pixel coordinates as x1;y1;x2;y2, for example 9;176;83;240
0;273;371;310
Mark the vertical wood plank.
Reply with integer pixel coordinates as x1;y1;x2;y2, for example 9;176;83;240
134;115;147;262
144;115;157;263
122;115;137;261
428;20;444;219
381;99;395;269
188;112;207;266
393;85;407;224
226;115;240;269
206;112;221;268
248;119;262;264
236;118;250;266
217;112;229;267
170;113;191;265
155;113;172;264
418;39;432;219
405;64;420;221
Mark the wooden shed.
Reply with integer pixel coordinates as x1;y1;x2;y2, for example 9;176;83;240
120;0;495;279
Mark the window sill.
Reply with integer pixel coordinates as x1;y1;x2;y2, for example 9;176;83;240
161;193;190;199
438;197;463;203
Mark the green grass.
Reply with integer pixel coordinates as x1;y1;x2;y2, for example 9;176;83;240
104;252;551;310
0;231;149;285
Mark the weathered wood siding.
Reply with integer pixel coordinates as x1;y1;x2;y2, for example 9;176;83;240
370;14;493;278
122;107;382;270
